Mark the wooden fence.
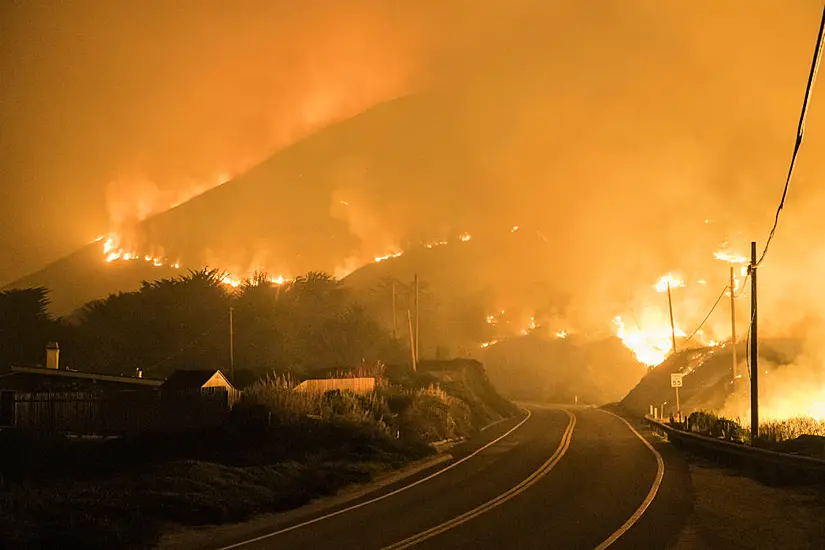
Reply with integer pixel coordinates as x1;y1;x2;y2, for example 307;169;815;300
8;387;232;435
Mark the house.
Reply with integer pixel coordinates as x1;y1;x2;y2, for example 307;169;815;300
0;365;162;393
161;369;240;405
0;341;161;393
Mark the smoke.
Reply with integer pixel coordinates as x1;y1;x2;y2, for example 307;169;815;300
721;322;825;421
0;1;423;282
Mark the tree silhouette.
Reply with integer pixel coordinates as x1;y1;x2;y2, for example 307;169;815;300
0;287;56;368
12;269;402;383
73;269;232;376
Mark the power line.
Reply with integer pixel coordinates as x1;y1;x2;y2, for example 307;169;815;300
757;6;825;267
683;285;729;343
744;306;756;382
733;270;751;300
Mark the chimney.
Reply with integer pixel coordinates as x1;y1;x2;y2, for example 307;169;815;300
46;342;60;370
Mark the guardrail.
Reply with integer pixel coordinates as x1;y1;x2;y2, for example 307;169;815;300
644;415;825;485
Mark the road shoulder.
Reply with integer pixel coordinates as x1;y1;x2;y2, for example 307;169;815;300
673;456;825;549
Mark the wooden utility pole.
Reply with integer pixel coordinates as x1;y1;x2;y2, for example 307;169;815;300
414;273;420;361
730;265;738;384
392;281;397;340
667;281;677;354
407;309;417;372
749;242;759;442
229;306;235;383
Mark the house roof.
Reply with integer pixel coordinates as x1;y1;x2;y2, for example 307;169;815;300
1;366;162;387
162;369;231;390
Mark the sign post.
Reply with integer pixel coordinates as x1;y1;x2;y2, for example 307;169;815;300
670;373;683;418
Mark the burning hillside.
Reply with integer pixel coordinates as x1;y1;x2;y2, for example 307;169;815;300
4;2;825;423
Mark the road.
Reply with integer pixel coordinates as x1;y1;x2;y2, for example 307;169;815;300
208;405;692;550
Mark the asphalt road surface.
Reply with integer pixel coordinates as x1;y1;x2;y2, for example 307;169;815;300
209;405;693;550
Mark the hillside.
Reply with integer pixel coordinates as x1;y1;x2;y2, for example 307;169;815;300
3;90;530;316
620;339;803;417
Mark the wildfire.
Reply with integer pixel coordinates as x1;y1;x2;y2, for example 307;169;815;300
654;274;684;293
99;232;294;290
221;275;242;288
613;315;685;367
479;339;499;348
713;251;748;264
374;251;404;263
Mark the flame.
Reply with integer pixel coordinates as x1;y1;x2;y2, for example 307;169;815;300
713;251;748;264
479;339;499;348
510;225;519;232
555;330;568;339
613;315;685;367
100;231;294;290
374;251;404;263
654;274;684;293
221;275;241;288
459;233;472;242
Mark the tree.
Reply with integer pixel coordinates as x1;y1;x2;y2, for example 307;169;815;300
73;269;232;377
0;287;55;368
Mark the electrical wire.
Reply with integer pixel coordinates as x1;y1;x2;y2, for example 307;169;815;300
733;269;751;300
756;6;825;267
744;307;756;382
683;285;729;343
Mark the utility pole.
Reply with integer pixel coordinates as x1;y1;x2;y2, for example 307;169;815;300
667;280;677;354
392;281;397;340
229;306;235;384
407;309;417;372
730;265;738;384
749;241;759;442
675;383;680;419
414;273;420;361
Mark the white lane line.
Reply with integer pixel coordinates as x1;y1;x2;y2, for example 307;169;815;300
215;409;533;550
593;410;665;550
382;409;576;549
